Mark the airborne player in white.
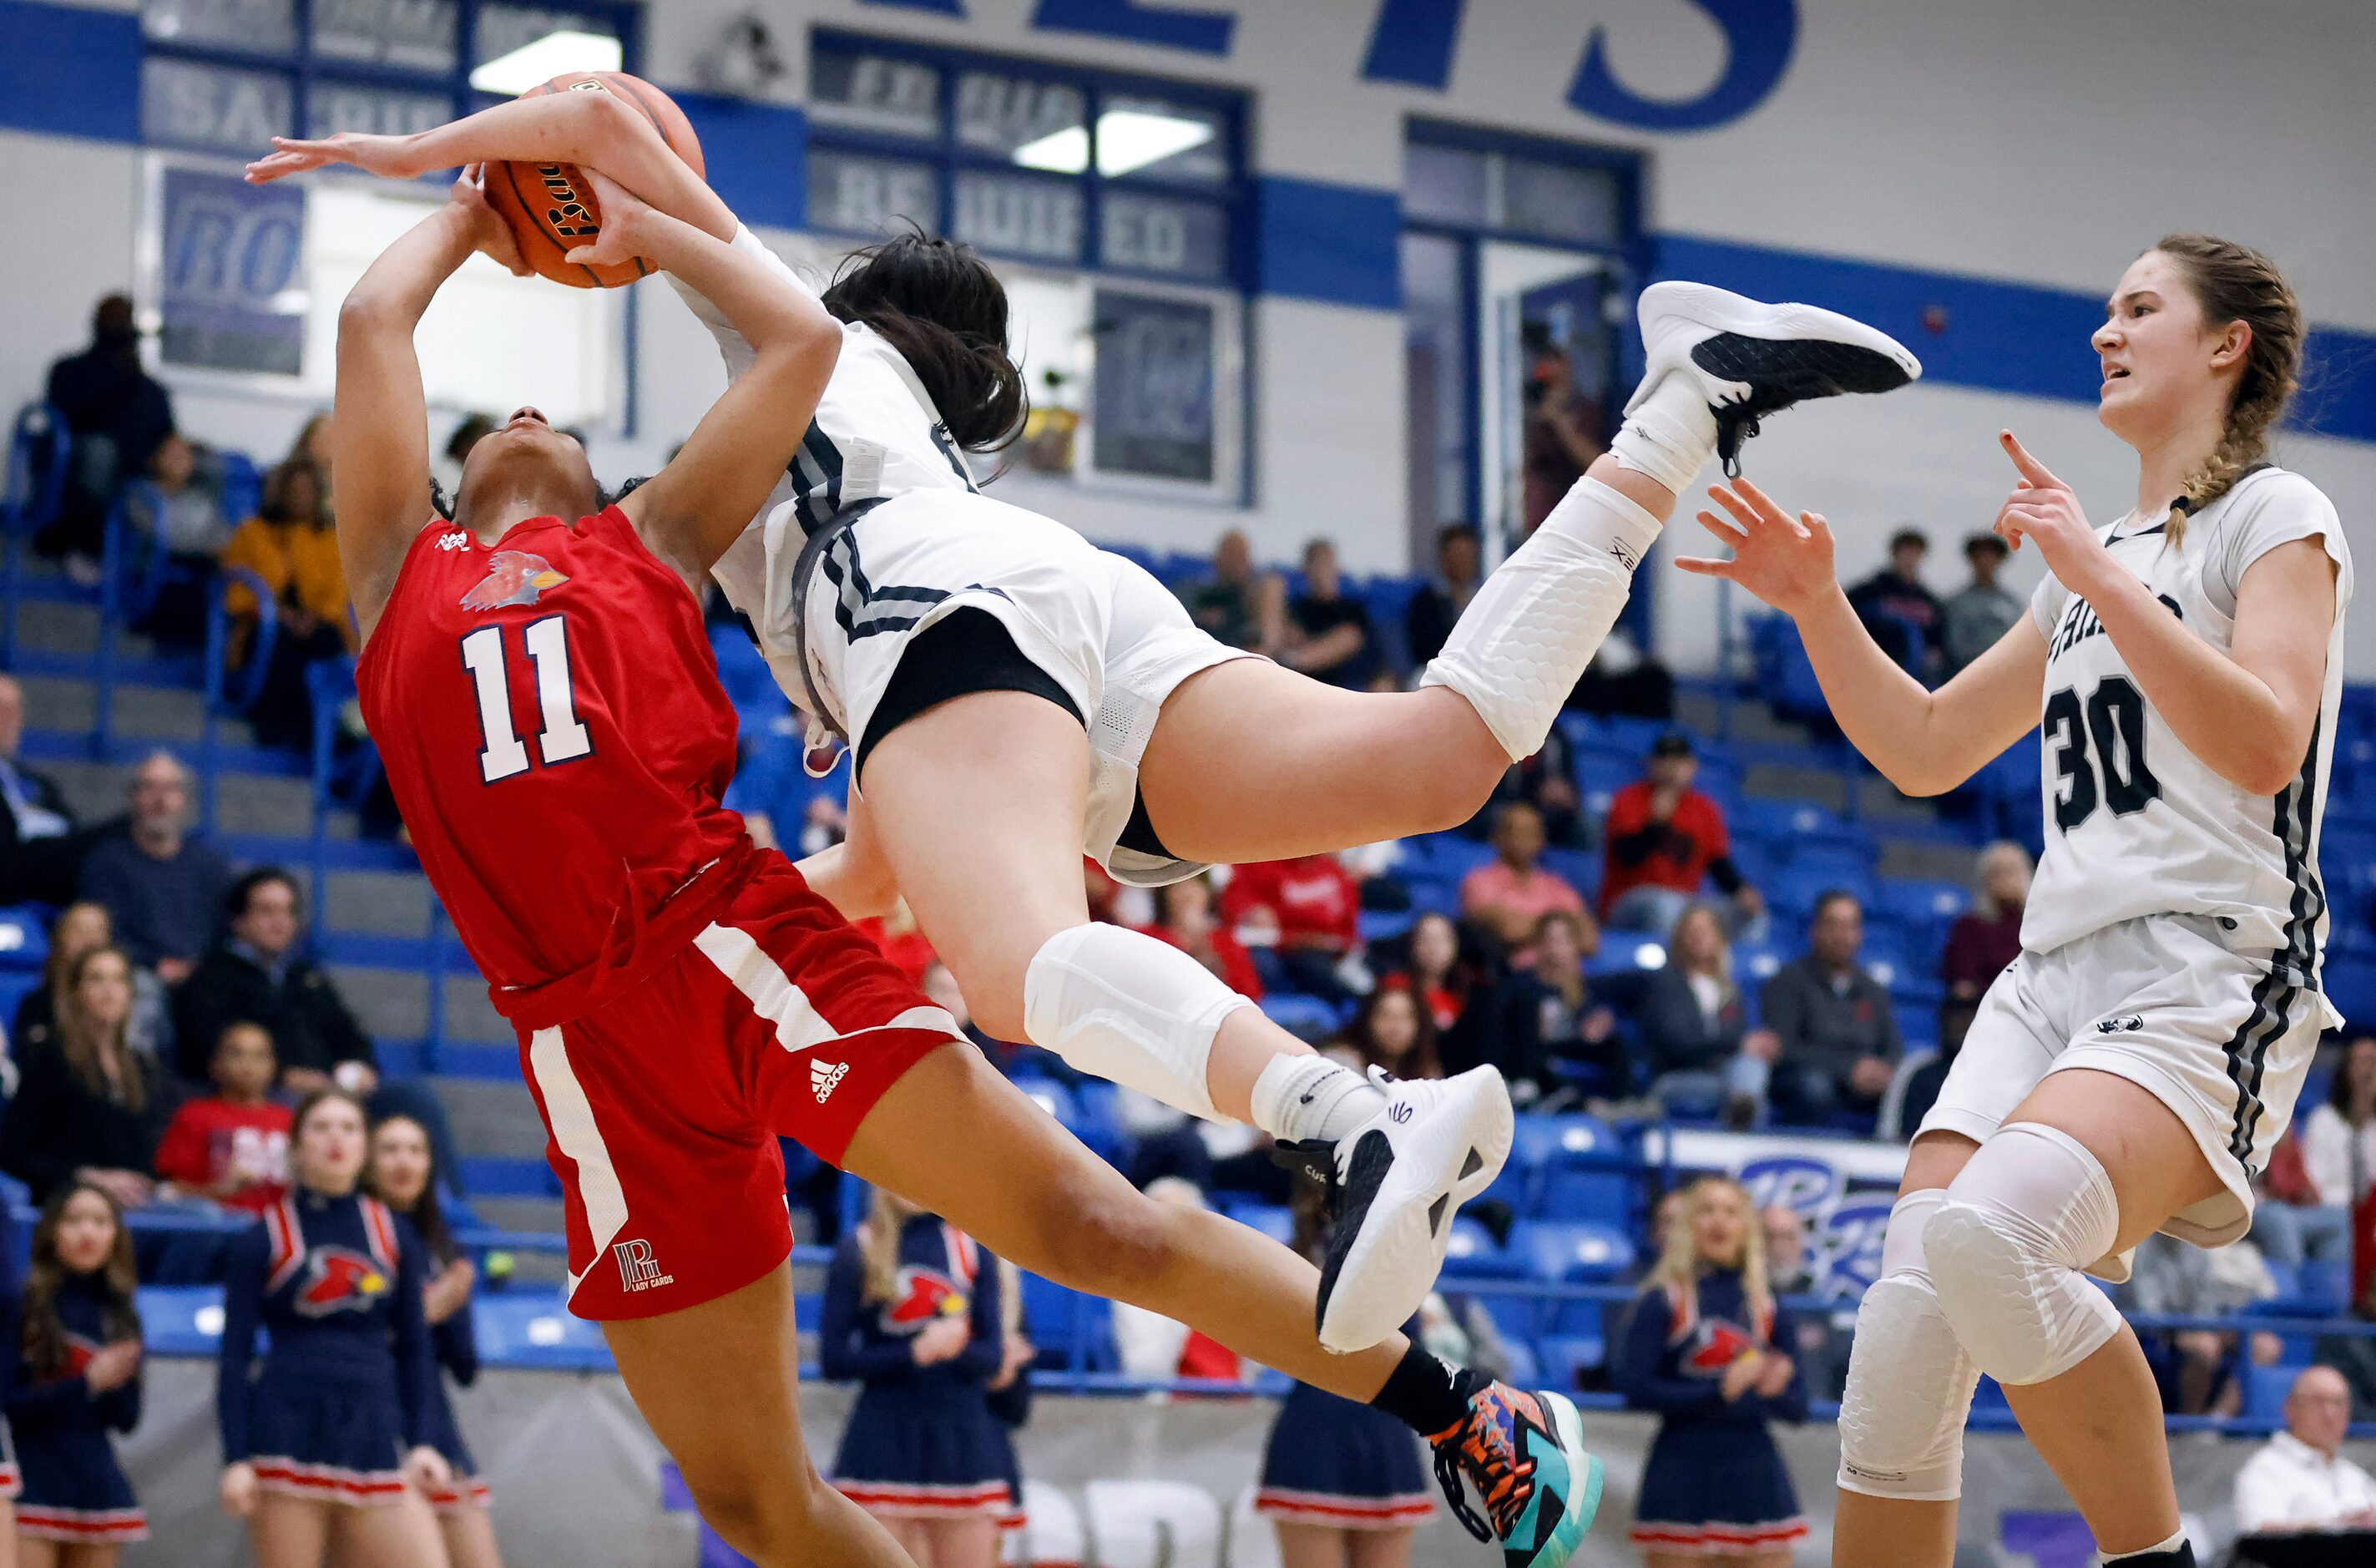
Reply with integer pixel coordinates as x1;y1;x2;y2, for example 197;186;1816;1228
1686;235;2348;1568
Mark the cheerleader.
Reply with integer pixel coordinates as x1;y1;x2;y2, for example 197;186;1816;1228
1615;1176;1808;1565
0;1192;22;1565
821;1189;1014;1568
7;1183;145;1563
1256;1177;1435;1567
216;1089;450;1567
369;1113;500;1568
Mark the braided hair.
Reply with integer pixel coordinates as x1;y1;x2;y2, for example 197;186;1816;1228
2153;234;2303;543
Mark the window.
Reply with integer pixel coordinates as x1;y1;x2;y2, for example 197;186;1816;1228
136;0;637;422
806;31;1247;500
1401;124;1640;579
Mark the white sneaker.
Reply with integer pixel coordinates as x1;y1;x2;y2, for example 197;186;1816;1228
1313;1065;1514;1355
1628;281;1923;475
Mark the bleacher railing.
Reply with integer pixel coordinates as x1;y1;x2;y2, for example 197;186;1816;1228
0;402;71;670
199;565;278;836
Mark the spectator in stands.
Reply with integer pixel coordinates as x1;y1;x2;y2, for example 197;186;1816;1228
223;458;354;750
1762;1205;1811;1294
1526;909;1620;1102
2253;1126;2351;1270
1220;852;1362;1004
1759;891;1901;1126
2315;1271;2376;1416
1255;1170;1434;1558
41;293;175;570
2126;1231;2274;1416
823;1187;1019;1565
1471;719;1588;849
1110;1178;1247;1386
1940;841;2030;1050
2233;1365;2376;1535
1600;733;1763;938
78;750;230;984
1616;1175;1808;1563
370;1113;500;1567
7;1181;148;1557
1940;532;2022;675
15;901;171;1067
173;867;465;1191
1459;802;1592;964
286;412;335;497
1567;630;1677;721
215;1088;449;1565
1140;874;1261;999
1338;987;1443;1084
1280;538;1382;689
1636;900;1779;1126
1404;523;1481;668
1847;527;1943;678
0;946;164;1208
1521;341;1604;534
0;672;83;907
2302;1034;2376;1237
152;1020;290;1214
1180;528;1272;651
129;431;232;646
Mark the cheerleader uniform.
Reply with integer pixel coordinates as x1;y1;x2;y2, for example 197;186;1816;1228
1615;1269;1808;1556
420;1282;489;1512
1255;1316;1434;1530
217;1188;435;1505
6;1275;145;1545
0;1201;22;1504
821;1217;1017;1521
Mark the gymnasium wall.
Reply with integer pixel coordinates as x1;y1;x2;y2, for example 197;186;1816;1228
3;0;2372;675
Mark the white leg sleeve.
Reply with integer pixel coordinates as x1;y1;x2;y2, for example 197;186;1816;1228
1836;1189;1982;1501
1924;1123;2125;1388
1419;477;1664;762
1022;924;1253;1125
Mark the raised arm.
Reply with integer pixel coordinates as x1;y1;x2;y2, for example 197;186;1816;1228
247;82;736;244
1680;477;2046;797
326;172;524;642
579;171;839;585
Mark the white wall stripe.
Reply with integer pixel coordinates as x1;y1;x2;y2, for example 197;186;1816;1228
527;1026;632;1302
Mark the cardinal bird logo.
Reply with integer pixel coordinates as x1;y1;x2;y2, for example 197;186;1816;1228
462;551;569;610
294;1247;390;1318
881;1267;968;1333
1681;1317;1760;1375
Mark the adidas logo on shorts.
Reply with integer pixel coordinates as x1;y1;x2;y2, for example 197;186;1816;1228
811;1059;850;1103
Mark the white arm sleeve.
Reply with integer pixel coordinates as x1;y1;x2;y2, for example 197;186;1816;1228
665;223;821;385
2205;470;2353;618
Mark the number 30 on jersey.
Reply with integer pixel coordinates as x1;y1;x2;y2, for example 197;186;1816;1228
460;617;591;783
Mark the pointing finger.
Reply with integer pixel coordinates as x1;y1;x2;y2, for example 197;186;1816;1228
2000;429;2068;491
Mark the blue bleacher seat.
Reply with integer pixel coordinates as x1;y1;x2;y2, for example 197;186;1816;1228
1225;1202;1294;1247
1532;1333;1605;1393
0;908;48;971
477;1290;614;1370
2244;1359;2308;1425
137;1284;225;1357
1439;1215;1506;1277
1019;1271;1116;1370
2297;1257;2351;1315
2255;1258;2301;1307
1260;992;1342;1039
1512;1221;1635;1284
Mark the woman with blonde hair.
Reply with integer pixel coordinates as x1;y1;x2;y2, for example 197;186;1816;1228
1689;235;2344;1568
1939;842;2034;1045
819;1189;1012;1568
1615;1176;1808;1564
1637;902;1778;1124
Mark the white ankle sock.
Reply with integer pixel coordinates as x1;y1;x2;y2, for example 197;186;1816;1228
1610;371;1720;495
2103;1529;2189;1565
1420;476;1661;761
1250;1055;1387;1146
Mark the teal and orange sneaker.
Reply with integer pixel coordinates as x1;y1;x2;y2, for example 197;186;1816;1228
1427;1381;1603;1567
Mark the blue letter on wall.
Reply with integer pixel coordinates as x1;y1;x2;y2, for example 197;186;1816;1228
1360;0;1468;89
1032;0;1234;56
1567;0;1797;132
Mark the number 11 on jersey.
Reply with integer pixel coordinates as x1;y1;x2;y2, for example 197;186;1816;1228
461;615;592;783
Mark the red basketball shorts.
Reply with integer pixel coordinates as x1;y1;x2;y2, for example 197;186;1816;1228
516;858;962;1320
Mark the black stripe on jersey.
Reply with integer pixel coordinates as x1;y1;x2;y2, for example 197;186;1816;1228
2222;717;2324;1166
789;423;845;537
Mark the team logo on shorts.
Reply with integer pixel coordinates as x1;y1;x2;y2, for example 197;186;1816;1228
612;1239;675;1292
2094;1014;2146;1034
811;1059;850;1103
462;551;569;610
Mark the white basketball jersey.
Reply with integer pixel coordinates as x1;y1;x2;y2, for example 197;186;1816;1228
2021;468;2352;1006
675;225;979;624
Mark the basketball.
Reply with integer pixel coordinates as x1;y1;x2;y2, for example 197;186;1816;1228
482;73;705;289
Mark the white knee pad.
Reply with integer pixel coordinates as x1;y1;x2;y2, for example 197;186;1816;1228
1022;924;1253;1125
1924;1122;2125;1388
1837;1189;1981;1501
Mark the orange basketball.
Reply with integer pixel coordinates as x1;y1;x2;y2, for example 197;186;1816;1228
483;73;705;289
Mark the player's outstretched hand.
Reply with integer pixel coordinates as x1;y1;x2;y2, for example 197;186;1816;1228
448;167;532;279
1677;477;1840;619
1995;431;2118;598
561;166;657;271
246;131;424;184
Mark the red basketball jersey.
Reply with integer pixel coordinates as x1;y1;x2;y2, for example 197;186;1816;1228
356;507;758;1029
